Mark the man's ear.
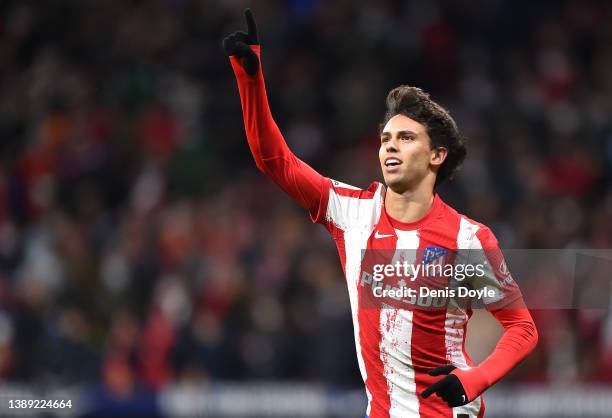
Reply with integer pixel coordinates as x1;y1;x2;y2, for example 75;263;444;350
431;147;448;168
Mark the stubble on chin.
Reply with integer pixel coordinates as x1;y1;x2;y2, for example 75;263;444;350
384;176;410;195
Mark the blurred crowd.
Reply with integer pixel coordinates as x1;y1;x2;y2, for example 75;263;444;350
0;0;612;402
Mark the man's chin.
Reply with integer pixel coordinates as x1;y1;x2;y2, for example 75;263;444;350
383;177;410;194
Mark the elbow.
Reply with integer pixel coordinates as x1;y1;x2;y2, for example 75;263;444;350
500;308;539;355
518;315;539;354
529;320;539;352
254;158;268;174
253;155;275;176
254;155;294;179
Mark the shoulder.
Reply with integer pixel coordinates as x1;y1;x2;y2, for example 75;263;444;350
441;201;499;249
323;180;384;231
327;179;382;200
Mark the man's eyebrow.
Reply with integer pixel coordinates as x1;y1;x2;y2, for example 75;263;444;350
380;130;419;136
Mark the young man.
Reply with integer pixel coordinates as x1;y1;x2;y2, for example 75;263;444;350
223;10;538;418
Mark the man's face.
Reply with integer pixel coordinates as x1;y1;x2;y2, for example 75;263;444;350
379;114;444;193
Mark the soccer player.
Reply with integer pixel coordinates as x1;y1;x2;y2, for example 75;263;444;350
223;10;538;418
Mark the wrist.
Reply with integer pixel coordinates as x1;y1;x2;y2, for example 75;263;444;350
230;45;262;80
451;367;490;401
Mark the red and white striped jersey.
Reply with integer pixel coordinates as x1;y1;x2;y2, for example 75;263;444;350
316;179;497;418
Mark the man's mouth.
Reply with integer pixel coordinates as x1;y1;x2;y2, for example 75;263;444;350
384;158;402;167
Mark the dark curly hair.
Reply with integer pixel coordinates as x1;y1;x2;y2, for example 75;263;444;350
380;85;467;187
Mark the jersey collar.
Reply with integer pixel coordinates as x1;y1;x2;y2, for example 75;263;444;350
383;192;443;231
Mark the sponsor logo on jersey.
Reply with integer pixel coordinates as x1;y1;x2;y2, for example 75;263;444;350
498;258;514;286
499;259;510;276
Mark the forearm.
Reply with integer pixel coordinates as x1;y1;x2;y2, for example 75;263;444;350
229;46;328;219
453;308;538;401
230;46;293;171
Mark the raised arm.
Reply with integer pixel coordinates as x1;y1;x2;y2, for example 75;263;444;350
223;9;329;223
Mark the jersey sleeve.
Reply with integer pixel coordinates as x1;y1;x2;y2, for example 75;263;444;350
229;46;331;223
452;226;538;402
452;307;538;402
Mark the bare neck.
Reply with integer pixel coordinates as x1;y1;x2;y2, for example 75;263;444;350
384;183;435;224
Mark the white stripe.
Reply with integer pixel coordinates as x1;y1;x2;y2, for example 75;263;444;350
452;396;483;417
448;218;479;368
444;308;469;368
457;217;503;305
325;186;383;232
380;308;418;418
339;184;384;416
452;218;484;417
380;230;420;417
456;217;480;250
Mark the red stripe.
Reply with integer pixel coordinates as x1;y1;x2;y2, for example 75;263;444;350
414;213;462;417
326;222;346;274
412;311;453;417
477;396;486;417
311;178;332;224
358;306;390;417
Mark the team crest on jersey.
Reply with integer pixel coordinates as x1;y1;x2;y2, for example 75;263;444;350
422;246;449;266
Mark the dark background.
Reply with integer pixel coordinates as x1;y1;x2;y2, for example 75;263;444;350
0;0;611;416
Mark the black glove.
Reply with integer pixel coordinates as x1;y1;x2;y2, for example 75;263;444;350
421;365;469;407
222;9;260;76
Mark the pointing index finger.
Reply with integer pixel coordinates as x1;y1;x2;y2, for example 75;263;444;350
427;365;456;376
421;377;450;399
244;9;258;43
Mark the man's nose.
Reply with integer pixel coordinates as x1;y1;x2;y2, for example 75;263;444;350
385;139;398;152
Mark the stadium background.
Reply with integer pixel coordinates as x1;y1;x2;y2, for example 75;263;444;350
0;0;611;416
